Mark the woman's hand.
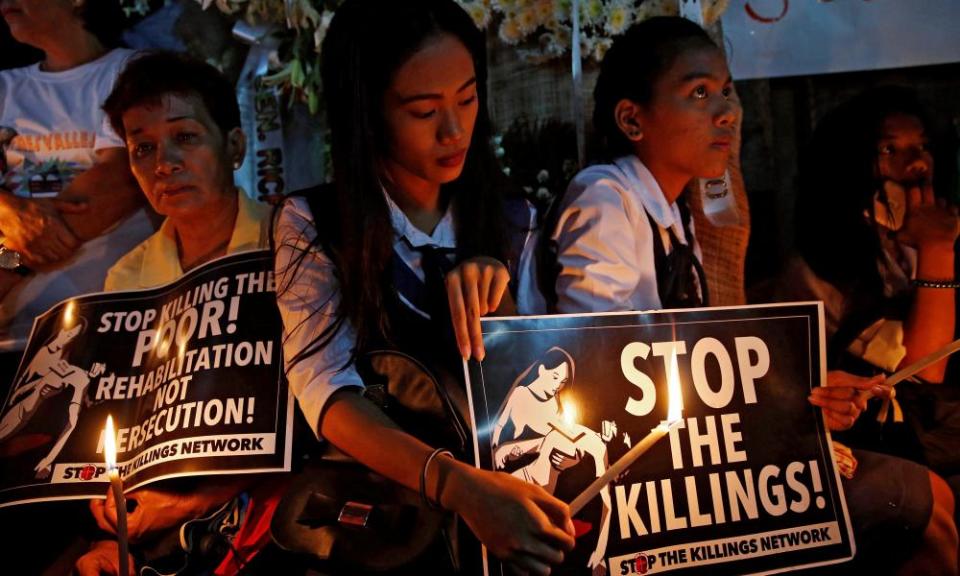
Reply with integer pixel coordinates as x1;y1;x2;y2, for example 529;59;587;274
74;539;135;576
441;460;575;575
0;192;88;266
446;256;510;360
897;182;960;252
90;487;220;542
808;371;889;431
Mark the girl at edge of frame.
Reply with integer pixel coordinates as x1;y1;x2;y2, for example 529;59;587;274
547;15;958;576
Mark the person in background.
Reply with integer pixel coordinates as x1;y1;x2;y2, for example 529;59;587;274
778;86;960;573
0;3;153;572
787;86;958;390
0;0;153;359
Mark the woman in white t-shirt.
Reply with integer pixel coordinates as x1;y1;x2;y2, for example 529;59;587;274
0;0;151;348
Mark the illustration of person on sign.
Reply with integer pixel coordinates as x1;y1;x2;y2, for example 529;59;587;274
491;346;618;573
0;317;104;479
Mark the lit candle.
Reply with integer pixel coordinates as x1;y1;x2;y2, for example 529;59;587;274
569;348;684;516
104;415;129;576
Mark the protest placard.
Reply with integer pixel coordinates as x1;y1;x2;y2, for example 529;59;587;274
0;250;292;507
466;302;853;575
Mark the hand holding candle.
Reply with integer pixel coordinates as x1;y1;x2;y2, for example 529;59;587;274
104;415;130;576
569;349;685;516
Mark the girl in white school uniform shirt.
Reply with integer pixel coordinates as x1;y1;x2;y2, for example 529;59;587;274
273;0;573;573
546;17;736;314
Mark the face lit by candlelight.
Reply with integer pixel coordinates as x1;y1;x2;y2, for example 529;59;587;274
122;93;242;222
876;113;932;186
381;33;479;192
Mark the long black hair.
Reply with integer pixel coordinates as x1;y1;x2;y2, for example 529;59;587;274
795;86;945;297
282;0;506;367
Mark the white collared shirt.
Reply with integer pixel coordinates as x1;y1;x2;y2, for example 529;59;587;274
551;155;702;313
274;193;460;440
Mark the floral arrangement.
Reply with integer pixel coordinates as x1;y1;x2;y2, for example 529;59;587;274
121;0;340;114
458;0;730;62
120;0;729;112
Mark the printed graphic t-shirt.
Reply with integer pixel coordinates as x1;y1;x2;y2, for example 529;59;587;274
0;48;132;197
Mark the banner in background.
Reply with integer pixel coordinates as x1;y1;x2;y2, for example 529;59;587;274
723;0;960;80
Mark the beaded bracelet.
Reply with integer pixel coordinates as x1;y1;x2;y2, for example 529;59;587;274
420;448;453;510
912;278;960;289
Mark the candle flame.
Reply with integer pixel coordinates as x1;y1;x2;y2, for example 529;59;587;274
562;400;578;428
104;415;117;471
666;349;683;423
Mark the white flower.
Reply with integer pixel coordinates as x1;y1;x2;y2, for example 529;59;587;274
592;37;612;62
533;0;553;23
603;2;631;35
517;7;541;33
464;2;492;28
499;16;523;44
579;0;604;26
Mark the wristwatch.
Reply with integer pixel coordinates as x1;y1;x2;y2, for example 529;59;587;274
0;245;29;276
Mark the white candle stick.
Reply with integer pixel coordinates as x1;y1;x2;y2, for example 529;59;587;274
885;337;960;387
569;419;679;516
872;337;960;422
570;347;685;516
104;415;129;576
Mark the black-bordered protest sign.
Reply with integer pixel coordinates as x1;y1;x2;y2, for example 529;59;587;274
465;302;853;575
0;250;292;507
